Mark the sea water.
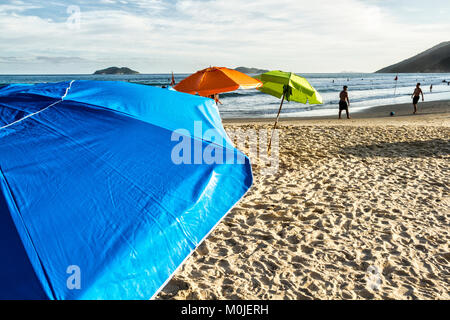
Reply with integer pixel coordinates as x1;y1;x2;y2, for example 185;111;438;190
1;73;449;119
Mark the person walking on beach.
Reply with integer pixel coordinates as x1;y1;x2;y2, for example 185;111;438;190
209;93;223;105
411;83;424;114
214;93;223;105
339;86;351;119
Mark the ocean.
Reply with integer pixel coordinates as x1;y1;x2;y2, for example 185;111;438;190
1;73;450;119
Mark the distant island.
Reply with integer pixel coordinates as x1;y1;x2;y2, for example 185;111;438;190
234;67;269;74
93;67;139;75
376;41;450;73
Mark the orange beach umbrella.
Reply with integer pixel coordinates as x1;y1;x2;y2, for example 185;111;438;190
174;67;262;97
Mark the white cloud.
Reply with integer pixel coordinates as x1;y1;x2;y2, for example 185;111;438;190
0;0;449;73
0;2;41;13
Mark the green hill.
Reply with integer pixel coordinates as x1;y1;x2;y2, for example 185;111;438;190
93;67;139;75
235;67;269;74
376;42;450;73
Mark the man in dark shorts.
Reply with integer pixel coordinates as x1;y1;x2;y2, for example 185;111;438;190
339;86;350;119
411;83;424;114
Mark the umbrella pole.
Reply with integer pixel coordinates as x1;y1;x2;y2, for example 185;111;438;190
268;92;285;153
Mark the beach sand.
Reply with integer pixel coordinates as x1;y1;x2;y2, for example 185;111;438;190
157;101;450;300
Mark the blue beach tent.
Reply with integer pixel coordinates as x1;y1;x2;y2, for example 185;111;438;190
0;80;252;300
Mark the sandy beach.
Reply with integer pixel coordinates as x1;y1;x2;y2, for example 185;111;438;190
3;0;450;303
156;100;450;300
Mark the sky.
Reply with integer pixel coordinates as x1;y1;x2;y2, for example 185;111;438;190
0;0;449;74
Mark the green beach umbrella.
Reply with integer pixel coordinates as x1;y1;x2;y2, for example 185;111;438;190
256;71;323;151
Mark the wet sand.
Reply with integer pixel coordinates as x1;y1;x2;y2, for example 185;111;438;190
224;100;450;124
157;101;450;300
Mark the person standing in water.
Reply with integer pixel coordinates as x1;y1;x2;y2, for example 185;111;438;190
430;84;433;92
339;86;351;119
411;83;424;114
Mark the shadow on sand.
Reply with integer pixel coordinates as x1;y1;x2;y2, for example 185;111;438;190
340;139;450;158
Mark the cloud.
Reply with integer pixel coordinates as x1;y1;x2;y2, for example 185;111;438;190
0;0;449;73
34;56;90;64
0;55;89;63
0;1;41;14
0;56;35;63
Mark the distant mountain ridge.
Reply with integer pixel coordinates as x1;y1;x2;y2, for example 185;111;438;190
93;67;139;75
234;67;269;74
376;42;450;73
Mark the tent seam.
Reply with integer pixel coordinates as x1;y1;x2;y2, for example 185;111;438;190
150;162;253;300
0;167;57;299
0;80;74;131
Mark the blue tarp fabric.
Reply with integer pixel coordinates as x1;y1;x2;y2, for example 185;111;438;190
0;80;252;300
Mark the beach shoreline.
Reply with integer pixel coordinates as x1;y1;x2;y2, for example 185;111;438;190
223;99;450;124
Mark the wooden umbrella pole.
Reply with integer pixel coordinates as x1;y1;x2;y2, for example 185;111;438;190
268;92;285;152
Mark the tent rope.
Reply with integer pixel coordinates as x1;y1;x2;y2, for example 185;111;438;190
0;80;75;130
